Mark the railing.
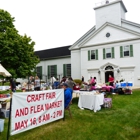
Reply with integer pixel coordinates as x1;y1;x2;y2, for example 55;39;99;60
95;0;118;7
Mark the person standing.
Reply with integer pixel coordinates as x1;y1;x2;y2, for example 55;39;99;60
10;78;16;92
34;76;40;91
61;76;67;83
90;77;96;86
66;77;76;104
62;83;72;109
81;76;84;82
28;76;33;90
50;75;56;86
108;75;114;86
66;77;76;92
53;78;60;89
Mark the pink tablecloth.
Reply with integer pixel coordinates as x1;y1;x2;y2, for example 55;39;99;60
102;86;114;91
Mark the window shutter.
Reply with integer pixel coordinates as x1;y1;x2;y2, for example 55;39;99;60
96;49;98;60
103;48;105;59
130;45;133;57
48;65;50;79
63;64;66;77
88;50;90;61
120;46;123;58
112;47;114;58
54;65;57;78
40;66;42;79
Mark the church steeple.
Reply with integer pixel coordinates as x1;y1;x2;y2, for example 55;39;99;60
94;0;127;29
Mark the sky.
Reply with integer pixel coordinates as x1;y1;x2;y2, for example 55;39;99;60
0;0;140;51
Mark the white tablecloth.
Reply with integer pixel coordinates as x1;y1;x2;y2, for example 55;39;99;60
78;92;104;112
0;86;10;91
0;97;11;102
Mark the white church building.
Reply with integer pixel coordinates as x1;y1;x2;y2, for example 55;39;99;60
35;0;140;86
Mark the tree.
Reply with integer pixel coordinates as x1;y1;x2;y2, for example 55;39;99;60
0;9;39;78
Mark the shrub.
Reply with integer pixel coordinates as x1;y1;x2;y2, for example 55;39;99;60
73;79;82;85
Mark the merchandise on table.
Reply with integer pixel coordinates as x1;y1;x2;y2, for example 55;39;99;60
120;82;127;88
124;89;132;94
127;82;133;87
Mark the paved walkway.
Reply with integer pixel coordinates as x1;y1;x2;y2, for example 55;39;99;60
132;87;140;90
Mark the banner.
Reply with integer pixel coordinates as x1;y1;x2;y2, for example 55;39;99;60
11;89;64;135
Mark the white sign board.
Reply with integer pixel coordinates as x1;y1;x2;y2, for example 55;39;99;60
11;89;64;135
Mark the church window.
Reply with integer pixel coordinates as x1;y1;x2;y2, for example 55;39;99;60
36;66;42;79
106;48;111;58
48;65;57;79
88;50;98;60
63;64;71;77
120;45;133;58
103;47;114;59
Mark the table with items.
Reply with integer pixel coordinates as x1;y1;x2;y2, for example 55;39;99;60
78;91;104;112
0;94;11;118
0;86;10;91
117;82;133;95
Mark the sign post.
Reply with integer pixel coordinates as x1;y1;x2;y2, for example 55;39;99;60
6;98;12;140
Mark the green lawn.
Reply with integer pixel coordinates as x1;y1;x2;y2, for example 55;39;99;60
1;90;140;140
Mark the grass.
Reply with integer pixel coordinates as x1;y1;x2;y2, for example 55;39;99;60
0;82;10;86
1;90;140;140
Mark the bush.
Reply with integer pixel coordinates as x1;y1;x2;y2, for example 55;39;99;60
73;79;82;85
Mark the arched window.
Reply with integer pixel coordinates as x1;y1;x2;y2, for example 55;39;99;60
105;66;114;70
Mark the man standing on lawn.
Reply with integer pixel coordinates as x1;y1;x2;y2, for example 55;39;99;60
62;83;72;108
10;78;16;92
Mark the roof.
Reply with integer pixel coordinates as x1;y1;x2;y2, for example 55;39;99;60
69;26;96;50
35;45;71;60
121;19;140;28
78;22;140;48
94;0;127;12
69;21;140;50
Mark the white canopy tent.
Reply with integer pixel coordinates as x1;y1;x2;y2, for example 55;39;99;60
0;64;11;77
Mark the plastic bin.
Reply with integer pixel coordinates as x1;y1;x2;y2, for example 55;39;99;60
0;119;5;132
121;82;127;87
127;82;133;87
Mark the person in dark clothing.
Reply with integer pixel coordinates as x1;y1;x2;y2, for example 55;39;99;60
10;78;16;92
61;76;67;83
53;78;60;89
82;76;84;82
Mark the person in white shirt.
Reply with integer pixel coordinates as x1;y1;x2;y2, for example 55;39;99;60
34;76;40;91
50;75;56;86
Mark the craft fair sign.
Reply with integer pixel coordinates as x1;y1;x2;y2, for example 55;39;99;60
11;89;64;135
